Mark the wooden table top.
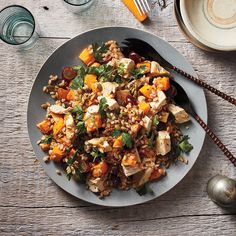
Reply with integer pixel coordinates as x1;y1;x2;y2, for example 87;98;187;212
0;0;235;235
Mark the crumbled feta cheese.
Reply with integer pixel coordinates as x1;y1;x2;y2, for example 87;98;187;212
65;114;75;140
87;137;112;153
142;116;152;132
101;82;119;97
138;96;146;102
49;105;70;114
150;61;170;76
118;58;135;74
122;165;142;177
168;104;190;123
87;105;100;114
150;91;166;111
156;131;171;156
87;177;105;193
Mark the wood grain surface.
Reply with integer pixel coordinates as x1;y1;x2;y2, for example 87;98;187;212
0;0;235;235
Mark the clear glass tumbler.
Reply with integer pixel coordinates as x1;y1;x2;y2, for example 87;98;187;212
63;0;95;13
0;5;40;50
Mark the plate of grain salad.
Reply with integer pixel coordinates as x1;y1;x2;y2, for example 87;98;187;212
27;27;207;207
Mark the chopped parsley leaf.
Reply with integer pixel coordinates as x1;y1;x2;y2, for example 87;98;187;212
112;130;133;149
76;121;86;134
117;63;126;75
122;132;133;149
92;42;109;62
130;65;146;79
67;150;78;165
70;67;85;90
148;132;155;148
178;135;193;153
153;115;159;126
99;97;108;119
39;134;53;144
71;105;84;121
91;148;105;162
136;183;154;196
112;129;122;137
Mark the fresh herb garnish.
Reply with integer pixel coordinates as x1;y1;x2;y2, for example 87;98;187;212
130;66;146;79
148;132;155;148
92;42;109;62
87;64;113;82
73;65;83;71
74;168;86;182
117;63;126;76
71;105;84;121
70;67;85;90
178;135;193;153
66;150;78;181
153;115;159;126
112;130;133;149
113;74;123;84
122;132;133;149
66;172;73;181
76;121;86;134
73;136;85;152
112;129;122;137
67;150;78;165
91;147;105;162
136;183;154;196
99;97;108;119
39;134;53;144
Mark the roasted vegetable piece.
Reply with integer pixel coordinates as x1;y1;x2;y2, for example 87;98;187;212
37;120;51;134
62;67;77;81
122;152;139;166
50;146;65;162
53;117;65;136
57;88;69;100
84;74;98;91
84;113;102;132
92;161;108;178
113;135;123;148
154;77;170;91
66;90;76;101
79;48;95;65
139;101;150;115
136;61;151;73
39;143;50;151
149;168;166;181
139;85;155;99
90;62;101;68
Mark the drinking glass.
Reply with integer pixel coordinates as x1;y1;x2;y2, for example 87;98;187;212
0;5;40;50
63;0;95;13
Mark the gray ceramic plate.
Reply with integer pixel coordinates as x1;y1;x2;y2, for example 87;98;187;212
27;27;207;207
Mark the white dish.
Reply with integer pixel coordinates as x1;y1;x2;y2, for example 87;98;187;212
180;0;236;51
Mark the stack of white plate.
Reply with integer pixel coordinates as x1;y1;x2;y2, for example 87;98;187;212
174;0;236;52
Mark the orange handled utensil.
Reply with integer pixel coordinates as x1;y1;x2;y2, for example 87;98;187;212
122;0;148;22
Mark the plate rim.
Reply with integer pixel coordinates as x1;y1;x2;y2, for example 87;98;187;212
27;26;207;207
180;0;236;52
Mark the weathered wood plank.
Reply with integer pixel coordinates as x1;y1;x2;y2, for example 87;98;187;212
1;207;236;236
